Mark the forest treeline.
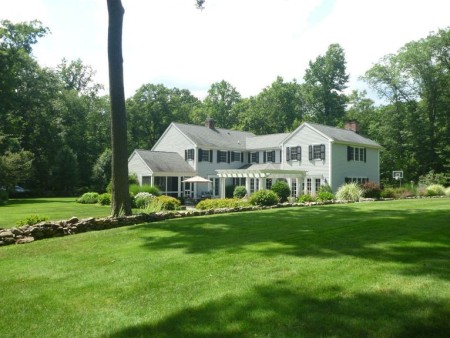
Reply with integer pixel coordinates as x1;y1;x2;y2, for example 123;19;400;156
1;20;449;195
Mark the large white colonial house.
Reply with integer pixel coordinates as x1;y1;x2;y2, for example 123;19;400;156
128;118;381;199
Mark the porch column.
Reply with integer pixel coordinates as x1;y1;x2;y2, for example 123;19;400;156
220;176;226;198
245;176;251;196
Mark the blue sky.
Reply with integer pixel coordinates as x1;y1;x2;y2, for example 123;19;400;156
3;0;450;100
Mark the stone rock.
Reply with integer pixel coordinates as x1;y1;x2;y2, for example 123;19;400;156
67;217;79;224
16;237;34;244
0;230;13;238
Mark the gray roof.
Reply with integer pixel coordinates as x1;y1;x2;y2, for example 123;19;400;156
305;122;381;148
246;133;289;150
239;163;282;170
173;123;254;150
134;150;195;174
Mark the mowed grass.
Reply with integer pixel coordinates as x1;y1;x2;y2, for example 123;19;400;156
0;199;449;337
0;198;111;228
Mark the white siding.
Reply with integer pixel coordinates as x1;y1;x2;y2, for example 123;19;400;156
283;125;331;184
128;152;153;185
331;144;380;191
197;150;246;178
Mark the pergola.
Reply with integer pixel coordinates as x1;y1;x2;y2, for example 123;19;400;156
216;165;306;198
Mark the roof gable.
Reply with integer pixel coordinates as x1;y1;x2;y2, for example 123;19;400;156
131;150;195;174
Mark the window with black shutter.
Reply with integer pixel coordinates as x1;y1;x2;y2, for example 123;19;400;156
320;144;325;160
227;151;231;163
297;146;302;161
308;145;313;160
263;151;267;163
209;150;213;163
198;149;203;162
286;147;290;161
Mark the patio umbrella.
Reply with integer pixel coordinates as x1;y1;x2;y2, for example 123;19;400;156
182;176;212;198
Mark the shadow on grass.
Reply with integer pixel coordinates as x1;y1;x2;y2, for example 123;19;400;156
133;205;450;280
109;281;450;337
7;198;76;205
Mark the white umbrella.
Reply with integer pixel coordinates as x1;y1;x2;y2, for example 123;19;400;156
182;176;212;183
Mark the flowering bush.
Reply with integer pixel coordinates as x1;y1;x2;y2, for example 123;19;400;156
134;192;155;209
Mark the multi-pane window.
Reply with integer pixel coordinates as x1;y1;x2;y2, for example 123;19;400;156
290;147;298;160
286;146;301;161
185;149;195;160
347;146;366;162
267;151;275;162
306;178;312;194
291;181;297;197
266;179;272;189
233;178;246;186
313;145;322;159
251;152;259;163
315;178;321;193
218;150;227;163
200;149;210;162
309;144;325;160
345;177;369;184
231;151;241;162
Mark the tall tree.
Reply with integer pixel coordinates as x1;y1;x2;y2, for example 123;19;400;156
303;43;349;126
107;0;131;216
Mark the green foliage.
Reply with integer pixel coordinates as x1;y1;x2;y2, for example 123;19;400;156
298;194;317;203
336;183;363;202
134;192;155;209
318;184;332;194
445;187;450;197
195;198;251;210
225;185;236;198
419;170;448;186
0;189;8;205
317;191;334;202
426;184;446;197
97;193;111;206
233;186;247;199
77;192;99;204
270;181;291;202
129;184;161;197
362;181;382;199
15;214;49;226
381;187;415;199
91;148;112;192
152;195;181;210
249;190;279;206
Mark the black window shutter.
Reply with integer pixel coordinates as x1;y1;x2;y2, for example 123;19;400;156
286;147;290;161
227;151;231;163
320;144;325;160
185;149;187;160
309;145;313;160
347;146;353;161
272;151;276;162
210;150;213;163
297;146;301;161
256;152;260;163
192;149;195;160
280;150;282;162
217;150;221;163
364;148;367;162
241;152;244;162
248;153;250;163
198;149;202;162
263;151;267;163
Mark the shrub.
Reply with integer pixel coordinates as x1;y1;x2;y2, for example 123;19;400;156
271;181;291;202
317;191;334;202
249;190;279;206
225;185;236;198
233;186;247;199
298;194;316;203
381;187;414;199
16;215;49;226
381;187;395;199
336;183;363;202
426;184;446;196
77;192;99;204
318;184;332;194
419;170;448;186
129;184;161;197
195;198;251;210
134;192;155;209
97;193;111;206
152;195;181;210
445;187;450;197
362;181;381;199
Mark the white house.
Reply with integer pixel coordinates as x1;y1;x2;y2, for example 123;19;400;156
128;118;381;198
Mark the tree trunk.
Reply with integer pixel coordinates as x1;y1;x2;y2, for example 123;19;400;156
107;0;131;216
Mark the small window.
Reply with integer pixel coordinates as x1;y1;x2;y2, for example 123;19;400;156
290;147;298;160
309;144;325;160
186;149;194;160
251;152;259;163
347;146;366;162
218;150;227;163
266;151;275;163
231;151;241;162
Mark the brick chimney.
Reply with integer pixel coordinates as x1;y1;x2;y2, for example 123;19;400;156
344;120;360;134
205;117;215;129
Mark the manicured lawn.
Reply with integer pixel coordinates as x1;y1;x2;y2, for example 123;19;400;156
0;198;111;228
0;199;449;337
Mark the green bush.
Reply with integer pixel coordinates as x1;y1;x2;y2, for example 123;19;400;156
16;215;49;226
195;198;251;210
380;187;395;199
381;187;415;199
298;194;316;203
134;192;155;209
318;184;332;194
336;183;363;202
233;186;247;199
249;190;279;206
426;184;446;196
271;181;291;202
129;184;161;197
77;192;99;204
225;185;236;198
152;195;181;210
97;193;111;206
317;191;334;202
419;170;448;186
362;181;381;199
445;187;450;197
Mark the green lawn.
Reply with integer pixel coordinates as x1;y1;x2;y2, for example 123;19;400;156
0;198;111;228
0;199;449;337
